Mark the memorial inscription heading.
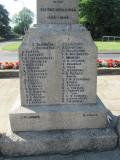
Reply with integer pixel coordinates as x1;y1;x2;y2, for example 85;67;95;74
37;0;79;24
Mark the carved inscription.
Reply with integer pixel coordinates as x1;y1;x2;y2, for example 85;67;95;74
20;30;97;106
37;0;79;24
61;42;90;103
21;42;55;105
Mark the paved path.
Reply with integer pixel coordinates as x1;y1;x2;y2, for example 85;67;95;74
0;78;19;133
97;75;120;116
0;51;18;62
0;149;120;159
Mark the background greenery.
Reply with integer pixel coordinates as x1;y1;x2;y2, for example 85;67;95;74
12;7;34;35
0;4;11;38
79;0;120;39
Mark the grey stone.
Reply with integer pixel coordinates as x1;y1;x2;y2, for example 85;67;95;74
10;97;108;132
0;128;117;157
19;24;97;106
3;150;120;160
116;117;120;147
37;0;79;24
4;157;48;160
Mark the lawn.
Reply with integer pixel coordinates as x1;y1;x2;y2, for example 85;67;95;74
95;41;120;51
1;41;21;51
0;41;120;51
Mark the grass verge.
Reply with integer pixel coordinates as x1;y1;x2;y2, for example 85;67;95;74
95;41;120;51
1;42;21;51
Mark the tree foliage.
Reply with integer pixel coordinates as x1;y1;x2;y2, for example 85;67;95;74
79;0;120;39
12;7;34;35
0;4;11;38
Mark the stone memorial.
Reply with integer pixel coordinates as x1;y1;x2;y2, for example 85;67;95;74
0;0;117;157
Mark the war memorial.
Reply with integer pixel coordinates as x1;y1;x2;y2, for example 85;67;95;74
0;0;118;156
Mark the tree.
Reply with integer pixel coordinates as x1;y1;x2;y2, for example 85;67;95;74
79;0;120;39
12;7;34;35
0;4;11;38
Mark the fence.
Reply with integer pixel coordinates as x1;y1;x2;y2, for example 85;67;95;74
102;36;120;41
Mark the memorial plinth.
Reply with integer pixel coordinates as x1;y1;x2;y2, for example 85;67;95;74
10;97;107;132
0;0;117;157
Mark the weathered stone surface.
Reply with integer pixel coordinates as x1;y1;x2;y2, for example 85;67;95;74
2;150;120;160
19;25;97;106
10;97;107;132
0;128;117;157
116;117;120;147
37;0;79;24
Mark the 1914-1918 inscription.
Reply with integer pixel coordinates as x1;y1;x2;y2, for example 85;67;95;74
37;0;79;24
19;26;97;106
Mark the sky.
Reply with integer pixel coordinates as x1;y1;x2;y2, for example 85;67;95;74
0;0;36;24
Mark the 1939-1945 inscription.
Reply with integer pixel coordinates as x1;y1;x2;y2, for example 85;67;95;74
37;0;79;24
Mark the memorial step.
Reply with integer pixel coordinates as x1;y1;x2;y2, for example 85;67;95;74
10;97;108;132
0;128;117;157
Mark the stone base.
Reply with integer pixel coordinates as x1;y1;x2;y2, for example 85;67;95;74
116;117;120;147
10;97;108;132
0;128;117;157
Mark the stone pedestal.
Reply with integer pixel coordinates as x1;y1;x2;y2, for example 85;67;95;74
116;117;120;147
10;97;107;132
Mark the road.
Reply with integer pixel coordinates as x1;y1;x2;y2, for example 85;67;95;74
0;51;18;61
98;53;120;60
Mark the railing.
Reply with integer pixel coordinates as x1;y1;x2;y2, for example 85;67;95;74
102;36;120;41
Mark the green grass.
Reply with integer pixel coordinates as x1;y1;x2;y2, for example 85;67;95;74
95;41;120;51
1;42;21;51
